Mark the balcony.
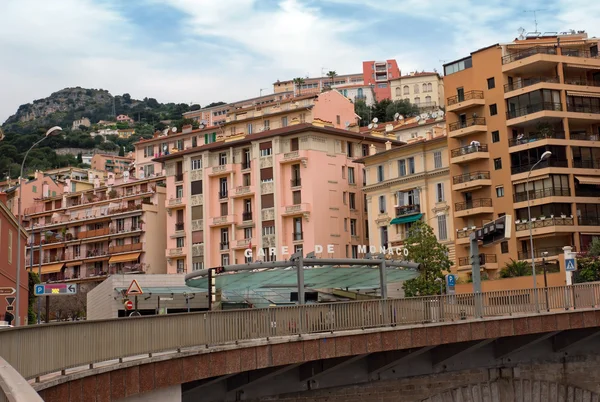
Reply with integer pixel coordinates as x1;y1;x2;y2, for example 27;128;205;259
580;216;600;226
395;204;421;217
513;188;571;204
175;222;185;232
567;103;600;117
241;161;251;170
451;171;491;192
446;90;484;112
259;157;273;169
447;117;487;138
280;150;308;164
290;178;302;187
515;216;575;238
571;131;600;142
293;232;303;241
167;247;184;257
219;190;228;199
209;164;233;176
458;254;498;271
77;227;110;240
167;197;186;208
454;198;493;218
456;228;476;245
109;243;143;254
574;159;600;170
502;46;557;65
564;78;600;88
191;219;203;231
242;211;253;221
263;234;275;248
192;243;204;257
190;169;203;181
501;46;559;73
282;203;311;216
231;185;254;198
210;215;236;227
190;194;204;206
220;242;230;251
511;159;568;175
506;102;563;126
235;238;252;249
450;144;489;164
261;208;275;221
504;76;560;93
174;173;184;182
517;246;573;261
508;130;566;148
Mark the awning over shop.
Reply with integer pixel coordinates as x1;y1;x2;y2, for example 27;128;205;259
390;213;423;225
40;263;64;274
108;253;141;264
65;261;82;267
575;176;600;185
566;90;600;98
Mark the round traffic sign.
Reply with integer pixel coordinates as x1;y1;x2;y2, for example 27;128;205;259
124;300;133;310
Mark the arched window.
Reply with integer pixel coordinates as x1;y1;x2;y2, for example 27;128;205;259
427;83;433;92
422;83;428;92
403;85;409;95
414;97;420;104
395;87;401;97
425;95;432;105
414;84;419;94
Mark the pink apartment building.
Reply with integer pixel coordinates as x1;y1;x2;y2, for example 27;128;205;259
3;170;64;218
23;174;167;283
147;90;401;273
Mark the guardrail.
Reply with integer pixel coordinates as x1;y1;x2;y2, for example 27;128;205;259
1;284;600;382
0;357;43;401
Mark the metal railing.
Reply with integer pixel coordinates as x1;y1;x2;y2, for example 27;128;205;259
455;198;492;212
450;144;488;157
515;216;574;231
513;187;570;203
517;246;574;260
291;178;302;187
175;222;185;231
580;216;600;226
562;49;600;59
242;211;253;221
242;161;251;170
2;283;600;382
504;76;559;92
174;173;184;182
565;78;600;87
293;232;303;241
219;190;228;199
448;117;486;132
570;131;600;141
395;204;420;217
510;159;568;175
0;357;43;401
447;90;484;106
508;130;566;146
572;159;600;169
220;242;229;251
452;171;490;185
108;243;143;254
567;104;600;114
458;254;497;266
506;102;562;119
502;46;557;64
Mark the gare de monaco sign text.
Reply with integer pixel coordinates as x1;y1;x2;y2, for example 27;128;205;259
244;244;409;259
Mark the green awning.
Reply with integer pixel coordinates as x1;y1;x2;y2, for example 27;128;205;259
390;213;423;225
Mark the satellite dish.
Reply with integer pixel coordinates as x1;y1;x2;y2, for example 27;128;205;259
373;123;379;129
171;127;177;133
431;111;437;118
398;115;404;120
201;120;207;125
394;112;400;120
415;115;421;122
344;121;350;128
438;110;445;117
199;124;205;129
368;123;374;129
420;113;429;120
373;117;379;123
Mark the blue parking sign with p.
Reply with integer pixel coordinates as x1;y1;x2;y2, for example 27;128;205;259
35;285;44;296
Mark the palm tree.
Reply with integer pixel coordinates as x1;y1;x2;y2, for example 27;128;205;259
292;77;305;96
500;259;531;278
326;70;337;88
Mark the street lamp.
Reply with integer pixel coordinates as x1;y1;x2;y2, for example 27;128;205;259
526;150;552;309
15;126;62;326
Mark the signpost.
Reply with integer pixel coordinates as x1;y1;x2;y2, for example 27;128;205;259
124;300;133;311
0;288;16;296
34;283;77;296
5;297;15;312
125;280;143;315
445;274;456;295
565;258;576;272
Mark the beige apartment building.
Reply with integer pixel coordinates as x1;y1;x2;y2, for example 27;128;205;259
390;72;445;110
443;31;600;281
359;119;455;261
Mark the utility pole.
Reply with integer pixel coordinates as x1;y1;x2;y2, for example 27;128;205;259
524;9;545;33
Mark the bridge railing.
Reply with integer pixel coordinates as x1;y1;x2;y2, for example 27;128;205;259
0;283;599;382
0;357;43;402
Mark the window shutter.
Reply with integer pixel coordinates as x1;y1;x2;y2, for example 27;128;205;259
212;133;216;142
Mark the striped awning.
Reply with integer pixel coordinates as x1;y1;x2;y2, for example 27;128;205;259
40;263;64;274
108;253;140;264
575;176;600;185
565;63;600;70
65;261;82;267
512;174;550;185
567;90;600;98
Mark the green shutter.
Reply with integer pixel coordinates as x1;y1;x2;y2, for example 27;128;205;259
204;134;208;143
212;132;216;142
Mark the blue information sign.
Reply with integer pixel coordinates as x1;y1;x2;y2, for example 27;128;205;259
565;259;576;272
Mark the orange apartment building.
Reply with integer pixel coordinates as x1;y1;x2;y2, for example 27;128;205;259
443;31;600;280
91;154;134;174
2;171;64;219
23;174;167;284
147;90;400;272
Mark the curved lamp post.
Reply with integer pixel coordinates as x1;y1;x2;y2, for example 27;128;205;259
15;126;62;326
526;150;552;311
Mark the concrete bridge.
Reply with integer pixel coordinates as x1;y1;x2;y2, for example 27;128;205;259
2;284;600;402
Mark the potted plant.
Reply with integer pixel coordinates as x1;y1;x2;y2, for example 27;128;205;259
108;189;117;199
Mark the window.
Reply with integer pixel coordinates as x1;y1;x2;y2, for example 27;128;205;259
220;228;229;246
487;77;495;89
414;84;419;94
244;227;252;239
414;97;420;104
221;254;230;266
247;123;253;134
176;259;185;273
176;185;183;198
408;157;415;174
380;226;388;248
377;83;387;89
365;220;369;238
434;151;442;169
32;185;37;193
191;158;202;170
281;116;288;127
422;83;428;92
364;194;368;212
220;201;228;216
292;190;301;205
262;225;275;236
489;104;498;116
259;142;272;156
290;138;299;151
264;119;270;129
219;152;227;165
437;214;448;240
491;130;500;143
377;165;384;182
192;136;197;147
204;132;217;144
344;218;348;232
425;95;432;104
352;245;358;258
341;166;346;179
191;180;203;195
362;144;369;157
494;158;502;170
174;236;185;248
144;145;154;158
336;115;341;125
436;183;445;202
192;261;204;271
398;160;406;176
243;173;251;186
403;85;409;95
346;142;354;157
293;217;303;239
350;219;357;236
496;186;505;198
219;177;228;196
349;193;356;210
348;167;355;184
395;87;401;97
501;241;509;254
444;57;472;75
176;140;184;151
427;83;432;92
378;195;386;213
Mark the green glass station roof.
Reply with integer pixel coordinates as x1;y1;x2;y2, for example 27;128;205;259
114;286;201;295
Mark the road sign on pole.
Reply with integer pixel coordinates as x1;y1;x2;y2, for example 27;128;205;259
565;258;576;272
445;274;456;295
5;297;15;312
0;288;16;296
125;280;143;296
124;300;133;310
34;283;77;296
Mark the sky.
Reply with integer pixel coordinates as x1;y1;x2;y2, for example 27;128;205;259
1;0;599;123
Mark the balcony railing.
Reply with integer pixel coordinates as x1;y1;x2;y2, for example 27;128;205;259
85;249;108;258
293;232;303;241
458;254;497;266
168;198;183;207
518;246;575;260
242;211;253;221
455;198;492;212
450;144;488;157
561;49;600;59
506;102;562;119
564;78;600;87
513;188;570;203
452;171;490;185
219;190;228;199
456;228;475;239
572;159;600;169
575;187;600;197
515;216;574;232
109;224;142;235
503;76;559;92
108;243;143;254
395;204;421;217
175;222;184;231
220;242;229;251
448;117;486;132
242;161;251;170
508;130;566;146
174;173;184;182
291;177;301;187
447;90;484;106
417;101;437;108
511;159;568;175
579;216;600;226
76;227;110;240
570;131;600;141
501;46;557;65
567;103;600;114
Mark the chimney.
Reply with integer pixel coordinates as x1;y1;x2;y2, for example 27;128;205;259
64;178;71;193
107;173;115;186
182;125;193;134
369;144;377;156
0;192;7;206
426;130;433;140
35;170;43;181
385;141;392;151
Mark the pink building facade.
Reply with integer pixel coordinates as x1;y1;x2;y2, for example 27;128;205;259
4;171;64;219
